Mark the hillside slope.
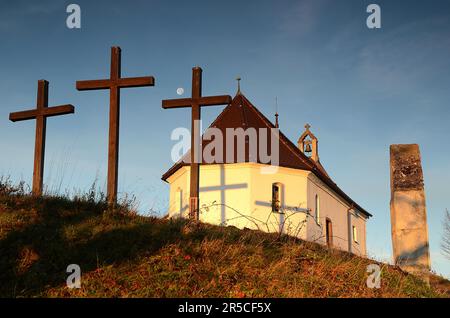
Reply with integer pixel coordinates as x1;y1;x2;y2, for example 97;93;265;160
0;190;448;298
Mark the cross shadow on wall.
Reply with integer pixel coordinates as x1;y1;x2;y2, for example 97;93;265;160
255;185;309;235
199;164;247;225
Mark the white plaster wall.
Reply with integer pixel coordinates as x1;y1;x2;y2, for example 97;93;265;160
197;164;252;227
349;210;367;256
167;167;190;219
166;163;367;256
306;173;367;256
247;164;309;239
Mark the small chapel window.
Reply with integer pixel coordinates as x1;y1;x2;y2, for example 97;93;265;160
175;188;183;217
315;194;320;224
353;226;358;243
272;183;281;213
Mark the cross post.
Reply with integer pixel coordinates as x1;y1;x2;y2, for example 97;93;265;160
76;46;155;205
9;80;75;196
162;67;231;220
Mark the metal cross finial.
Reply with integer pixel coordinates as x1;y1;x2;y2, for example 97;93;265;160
236;77;241;94
305;123;311;130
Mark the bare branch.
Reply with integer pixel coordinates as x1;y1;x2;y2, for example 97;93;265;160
442;209;450;260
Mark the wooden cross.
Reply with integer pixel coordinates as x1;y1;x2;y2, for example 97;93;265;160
162;67;231;220
9;80;75;196
76;46;155;205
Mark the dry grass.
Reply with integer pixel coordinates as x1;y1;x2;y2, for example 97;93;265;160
0;179;449;298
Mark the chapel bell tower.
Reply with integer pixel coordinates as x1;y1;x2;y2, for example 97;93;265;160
298;124;319;162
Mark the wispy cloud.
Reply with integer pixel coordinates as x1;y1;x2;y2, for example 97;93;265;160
0;0;61;32
356;16;450;97
278;0;330;37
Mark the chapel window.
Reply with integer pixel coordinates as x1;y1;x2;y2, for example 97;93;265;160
315;194;320;224
272;183;281;213
175;188;183;217
353;225;358;243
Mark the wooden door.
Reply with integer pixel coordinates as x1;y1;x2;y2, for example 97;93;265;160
326;218;333;248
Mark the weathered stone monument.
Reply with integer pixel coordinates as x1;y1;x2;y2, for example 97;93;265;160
390;144;431;282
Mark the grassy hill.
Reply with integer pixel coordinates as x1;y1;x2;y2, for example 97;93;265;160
0;181;449;298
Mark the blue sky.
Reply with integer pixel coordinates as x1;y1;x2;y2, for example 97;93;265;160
0;0;449;278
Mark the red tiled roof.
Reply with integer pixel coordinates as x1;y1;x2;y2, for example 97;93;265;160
162;93;372;218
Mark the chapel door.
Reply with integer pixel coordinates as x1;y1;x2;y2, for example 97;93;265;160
326;218;333;248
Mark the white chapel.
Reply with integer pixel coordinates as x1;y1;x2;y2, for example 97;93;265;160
163;91;372;256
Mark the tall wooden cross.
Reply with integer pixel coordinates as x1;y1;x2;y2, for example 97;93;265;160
162;67;231;220
9;80;75;196
76;47;155;205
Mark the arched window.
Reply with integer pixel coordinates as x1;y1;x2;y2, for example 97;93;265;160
272;183;281;213
352;226;358;243
315;194;320;224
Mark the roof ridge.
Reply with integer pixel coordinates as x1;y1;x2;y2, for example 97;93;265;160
238;94;333;179
161;92;372;218
205;98;234;129
238;94;317;171
164;97;235;170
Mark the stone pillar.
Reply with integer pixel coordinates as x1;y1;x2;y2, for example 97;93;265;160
390;144;431;282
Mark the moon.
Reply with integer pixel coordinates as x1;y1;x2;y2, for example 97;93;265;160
176;87;184;95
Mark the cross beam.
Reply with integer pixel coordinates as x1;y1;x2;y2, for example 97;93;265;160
9;80;75;196
162;67;231;220
76;46;155;205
